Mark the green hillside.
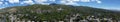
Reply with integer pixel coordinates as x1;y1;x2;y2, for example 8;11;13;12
0;4;120;22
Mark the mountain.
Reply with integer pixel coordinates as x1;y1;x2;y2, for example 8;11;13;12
0;4;120;22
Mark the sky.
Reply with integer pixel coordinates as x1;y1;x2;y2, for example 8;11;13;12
0;0;120;10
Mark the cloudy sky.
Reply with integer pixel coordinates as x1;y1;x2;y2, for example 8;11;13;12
0;0;120;10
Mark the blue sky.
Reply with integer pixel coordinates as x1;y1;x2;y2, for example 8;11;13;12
0;0;120;10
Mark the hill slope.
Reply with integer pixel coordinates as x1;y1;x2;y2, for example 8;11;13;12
0;4;120;21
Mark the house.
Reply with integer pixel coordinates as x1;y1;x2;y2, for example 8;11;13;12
59;21;64;22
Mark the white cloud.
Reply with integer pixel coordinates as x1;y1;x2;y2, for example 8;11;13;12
5;0;102;5
4;2;8;5
72;0;80;1
34;0;48;3
60;0;79;5
60;0;81;5
21;0;34;5
0;0;102;6
0;2;3;5
97;1;101;3
40;3;50;5
91;0;102;3
59;0;102;5
80;0;90;2
34;0;51;5
64;2;79;5
49;0;56;2
7;0;20;3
